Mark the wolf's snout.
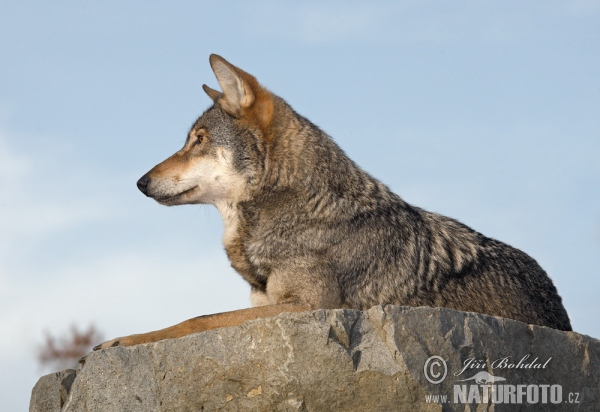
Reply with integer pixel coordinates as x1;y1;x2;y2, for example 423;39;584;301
137;174;151;196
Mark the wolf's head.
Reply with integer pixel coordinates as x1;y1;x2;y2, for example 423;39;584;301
137;55;275;207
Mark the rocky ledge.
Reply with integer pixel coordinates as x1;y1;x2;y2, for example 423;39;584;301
30;305;599;411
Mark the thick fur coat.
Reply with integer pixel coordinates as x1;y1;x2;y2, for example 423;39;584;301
137;55;571;332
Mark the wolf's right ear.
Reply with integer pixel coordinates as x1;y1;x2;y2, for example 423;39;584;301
202;84;222;102
208;54;255;116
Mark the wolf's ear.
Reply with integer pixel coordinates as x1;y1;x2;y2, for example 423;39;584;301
206;54;274;136
202;84;222;102
209;54;255;116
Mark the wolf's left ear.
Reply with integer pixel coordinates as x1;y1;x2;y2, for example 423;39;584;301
208;54;255;116
206;55;274;136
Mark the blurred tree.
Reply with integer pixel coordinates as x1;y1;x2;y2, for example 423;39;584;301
37;324;103;371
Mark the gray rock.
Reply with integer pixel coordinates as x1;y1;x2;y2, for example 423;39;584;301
30;369;77;412
30;306;600;411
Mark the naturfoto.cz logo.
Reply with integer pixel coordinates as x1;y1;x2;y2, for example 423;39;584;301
423;355;581;405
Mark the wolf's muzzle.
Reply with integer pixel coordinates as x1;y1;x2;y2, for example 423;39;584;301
137;174;151;196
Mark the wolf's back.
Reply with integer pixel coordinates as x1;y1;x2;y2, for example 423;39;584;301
265;101;571;331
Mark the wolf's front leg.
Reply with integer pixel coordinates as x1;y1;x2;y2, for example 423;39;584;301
92;303;310;351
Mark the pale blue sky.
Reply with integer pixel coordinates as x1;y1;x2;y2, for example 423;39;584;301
1;1;599;409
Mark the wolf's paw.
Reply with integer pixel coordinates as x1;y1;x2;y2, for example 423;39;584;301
93;337;127;350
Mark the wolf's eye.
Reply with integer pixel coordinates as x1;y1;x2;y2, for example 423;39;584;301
195;134;204;145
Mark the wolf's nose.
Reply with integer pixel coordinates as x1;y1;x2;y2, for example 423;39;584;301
137;174;150;196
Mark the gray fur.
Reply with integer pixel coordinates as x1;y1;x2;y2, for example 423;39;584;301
140;56;572;331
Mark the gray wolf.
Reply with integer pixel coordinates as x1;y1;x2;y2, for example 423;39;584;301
95;54;571;351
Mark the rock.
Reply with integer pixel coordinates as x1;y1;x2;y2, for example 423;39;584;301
30;369;77;412
30;306;600;411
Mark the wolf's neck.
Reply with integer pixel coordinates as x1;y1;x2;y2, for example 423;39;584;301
214;200;240;247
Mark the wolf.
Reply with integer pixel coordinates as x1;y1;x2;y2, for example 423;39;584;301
94;54;571;351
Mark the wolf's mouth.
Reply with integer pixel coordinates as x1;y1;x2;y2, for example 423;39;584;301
154;186;197;203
